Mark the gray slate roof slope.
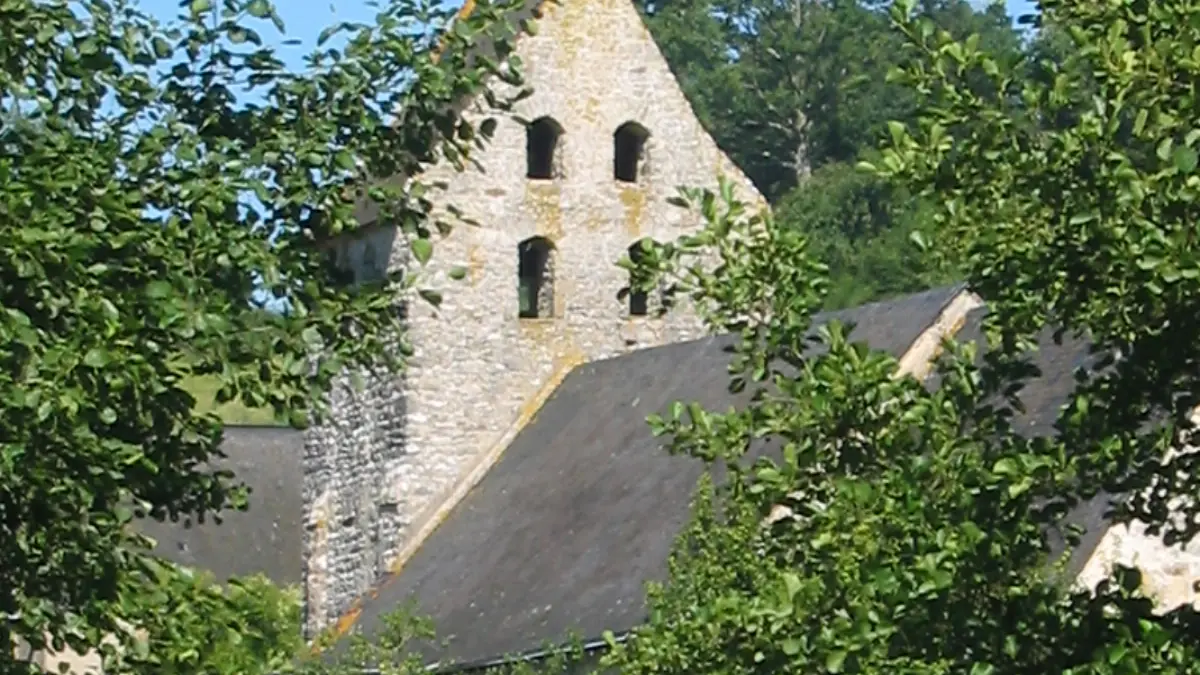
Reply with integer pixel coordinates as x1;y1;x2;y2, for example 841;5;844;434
944;308;1116;578
136;425;306;585
350;285;965;666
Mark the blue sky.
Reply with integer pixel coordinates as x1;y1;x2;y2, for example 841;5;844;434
135;0;1040;73
1001;0;1038;25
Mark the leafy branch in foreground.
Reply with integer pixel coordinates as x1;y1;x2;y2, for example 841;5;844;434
303;606;588;675
0;0;529;668
603;180;1200;674
870;0;1200;543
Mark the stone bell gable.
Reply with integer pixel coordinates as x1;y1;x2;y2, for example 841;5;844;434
305;0;765;636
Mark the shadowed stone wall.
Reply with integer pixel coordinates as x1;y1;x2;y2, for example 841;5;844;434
304;0;766;637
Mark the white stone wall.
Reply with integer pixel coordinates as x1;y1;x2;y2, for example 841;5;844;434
1075;409;1200;611
303;0;764;636
1076;520;1200;611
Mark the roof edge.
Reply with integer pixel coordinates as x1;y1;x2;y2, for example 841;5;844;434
894;284;981;381
293;631;629;675
430;631;630;674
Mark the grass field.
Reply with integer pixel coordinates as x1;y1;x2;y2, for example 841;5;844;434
180;375;286;427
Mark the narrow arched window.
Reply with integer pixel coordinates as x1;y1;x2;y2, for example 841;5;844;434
518;236;556;318
625;238;674;317
613;122;649;183
627;240;650;316
526;116;564;180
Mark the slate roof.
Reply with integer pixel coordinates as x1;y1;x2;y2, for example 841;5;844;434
136;426;306;586
349;285;967;666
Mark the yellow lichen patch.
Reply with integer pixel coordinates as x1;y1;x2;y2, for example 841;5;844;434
537;215;564;241
525;180;559;202
578;96;601;125
334;605;361;633
619;185;646;238
467;244;487;286
519;357;577;420
551;0;588;71
525;183;564;240
1138;566;1194;611
517;317;558;342
584;215;605;232
429;0;478;64
554;343;587;373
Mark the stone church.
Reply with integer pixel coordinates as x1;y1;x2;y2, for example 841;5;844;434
301;0;763;638
31;0;1200;671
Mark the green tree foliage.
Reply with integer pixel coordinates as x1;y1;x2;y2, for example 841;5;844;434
606;0;1200;657
875;0;1200;543
638;0;1021;309
117;568;303;674
299;606;588;675
637;0;1022;200
607;180;1200;674
772;161;951;309
0;0;527;669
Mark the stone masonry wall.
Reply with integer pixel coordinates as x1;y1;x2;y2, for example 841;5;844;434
1074;408;1200;612
303;0;765;636
304;225;411;636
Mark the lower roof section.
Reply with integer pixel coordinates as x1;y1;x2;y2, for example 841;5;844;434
135;425;306;587
348;285;969;666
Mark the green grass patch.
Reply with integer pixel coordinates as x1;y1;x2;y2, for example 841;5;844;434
180;375;286;427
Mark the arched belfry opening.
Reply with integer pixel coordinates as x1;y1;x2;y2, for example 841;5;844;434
624;238;674;317
627;240;651;316
613;121;649;183
526;116;564;180
518;236;556;318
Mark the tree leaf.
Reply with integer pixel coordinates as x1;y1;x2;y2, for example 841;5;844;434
783;572;802;601
825;650;847;673
418;289;443;307
301;326;323;348
992;457;1019;477
411;238;433;265
1173;145;1198;174
146;281;173;299
909;229;928;251
246;0;271;18
83;348;110;368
